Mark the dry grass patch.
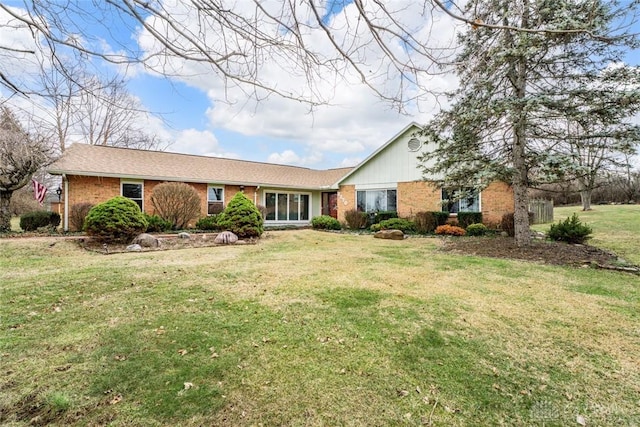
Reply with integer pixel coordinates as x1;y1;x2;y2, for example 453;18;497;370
1;229;639;426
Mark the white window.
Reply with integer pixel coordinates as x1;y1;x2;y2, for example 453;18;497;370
121;181;143;211
356;189;397;212
442;188;479;214
208;186;224;214
265;192;310;222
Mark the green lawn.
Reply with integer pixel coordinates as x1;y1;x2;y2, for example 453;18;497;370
1;207;639;426
532;204;640;264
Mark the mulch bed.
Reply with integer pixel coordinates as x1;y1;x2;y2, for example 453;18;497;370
439;235;628;268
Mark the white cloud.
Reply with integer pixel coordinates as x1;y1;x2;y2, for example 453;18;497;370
267;149;324;166
169;128;239;158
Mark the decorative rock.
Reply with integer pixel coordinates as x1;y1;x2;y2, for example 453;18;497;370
126;244;142;252
374;229;405;240
178;232;191;239
214;231;239;244
132;233;159;248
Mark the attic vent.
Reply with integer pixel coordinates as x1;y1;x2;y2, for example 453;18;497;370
407;138;422;152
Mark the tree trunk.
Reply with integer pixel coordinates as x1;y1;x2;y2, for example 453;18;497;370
0;190;13;233
580;190;592;211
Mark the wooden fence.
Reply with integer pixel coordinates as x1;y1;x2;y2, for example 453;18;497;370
529;199;554;224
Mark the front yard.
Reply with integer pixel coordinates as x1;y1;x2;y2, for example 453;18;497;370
1;206;639;426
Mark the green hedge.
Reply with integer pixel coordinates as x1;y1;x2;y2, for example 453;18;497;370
19;211;61;231
311;215;342;230
457;212;483;228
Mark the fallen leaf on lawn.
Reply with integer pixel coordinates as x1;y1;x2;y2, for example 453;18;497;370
416;385;422;394
114;355;127;361
576;414;586;426
397;389;409;397
109;394;122;405
492;383;501;390
183;382;193;390
177;349;188;356
55;364;72;372
155;327;166;335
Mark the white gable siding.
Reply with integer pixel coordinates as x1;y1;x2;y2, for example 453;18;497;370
340;126;440;187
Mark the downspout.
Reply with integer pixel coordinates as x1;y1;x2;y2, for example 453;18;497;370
62;174;69;232
254;185;260;205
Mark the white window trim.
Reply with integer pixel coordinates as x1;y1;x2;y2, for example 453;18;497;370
121;180;144;211
263;190;312;223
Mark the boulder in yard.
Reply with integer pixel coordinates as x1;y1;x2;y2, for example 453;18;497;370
132;233;159;248
214;231;239;244
126;244;142;252
374;229;405;240
178;232;191;239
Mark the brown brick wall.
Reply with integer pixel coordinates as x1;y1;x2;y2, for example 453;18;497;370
336;184;355;222
397;181;442;218
481;181;514;227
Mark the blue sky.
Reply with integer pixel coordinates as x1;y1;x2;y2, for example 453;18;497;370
2;1;639;170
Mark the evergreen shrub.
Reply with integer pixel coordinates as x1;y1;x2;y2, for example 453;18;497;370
19;211;61;231
457;212;483;228
374;218;416;233
465;223;488;236
216;192;264;238
372;211;398;224
311;215;342;230
548;213;592;244
195;214;222;231
144;213;173;232
84;196;148;243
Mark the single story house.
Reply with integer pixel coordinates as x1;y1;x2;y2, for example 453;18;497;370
47;123;514;231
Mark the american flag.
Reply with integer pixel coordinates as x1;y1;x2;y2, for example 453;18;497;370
32;179;47;206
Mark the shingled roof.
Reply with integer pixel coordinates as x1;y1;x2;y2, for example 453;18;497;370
48;143;353;190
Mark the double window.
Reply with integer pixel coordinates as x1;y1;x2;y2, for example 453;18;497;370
122;181;143;211
442;188;479;214
265;192;310;221
208;186;224;214
356;189;397;212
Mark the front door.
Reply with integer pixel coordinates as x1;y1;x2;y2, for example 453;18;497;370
321;192;338;219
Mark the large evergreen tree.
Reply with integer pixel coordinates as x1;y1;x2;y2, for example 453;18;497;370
419;0;640;246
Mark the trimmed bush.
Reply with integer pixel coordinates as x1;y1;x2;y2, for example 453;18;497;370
372;211;398;224
413;211;450;234
69;203;93;231
195;214;222;231
84;196;148;243
144;213;173;233
311;215;342;230
375;218;416;233
19;211;61;231
216;192;264;238
435;224;466;236
465;223;488;236
457;212;483;229
548;213;592;244
150;182;201;229
344;209;368;229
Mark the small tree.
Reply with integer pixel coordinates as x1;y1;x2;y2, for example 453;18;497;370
0;107;53;232
150;182;201;230
217;192;264;238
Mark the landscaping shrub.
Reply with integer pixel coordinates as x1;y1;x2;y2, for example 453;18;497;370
84;196;148;243
69;203;93;231
216;192;264;238
465;223;488;236
144;213;173;233
195;214;222;231
344;209;368;229
374;218;416;233
413;211;449;234
457;212;483;228
19;211;61;231
372;211;398;224
311;215;342;230
548;213;592;244
435;224;466;236
150;182;201;229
